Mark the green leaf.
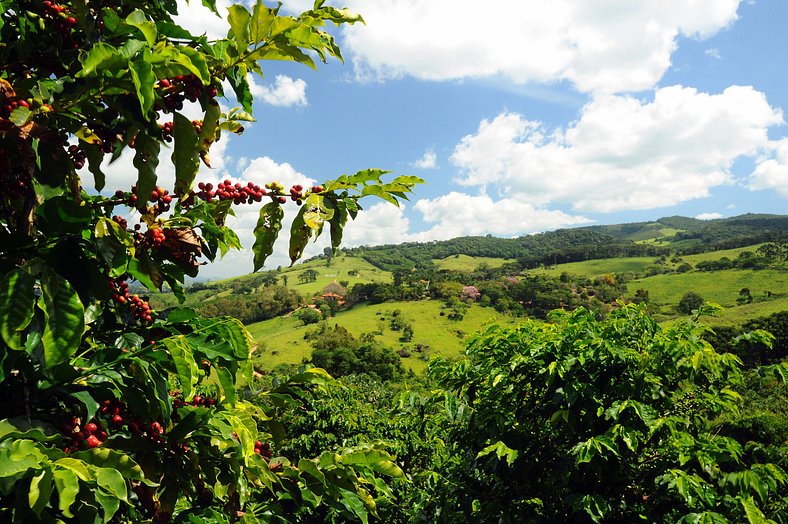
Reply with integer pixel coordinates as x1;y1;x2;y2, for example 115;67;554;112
228;4;251;51
0;439;46;478
95;487;121;522
0;417;60;443
215;365;237;404
132;134;160;211
360;184;400;206
325;197;348;255
70;448;145;482
10;105;31;126
476;441;519;467
289;205;312;265
0;267;36;350
38;269;85;369
226;67;253;112
252;203;284;272
197;102;221;166
172;112;201;197
251;0;276;43
129;56;156;116
71;391;100;424
249;43;316;69
83;143;106;191
53;468;79;517
177;46;210;84
739;497;771;524
77;43;124;77
339;489;369;524
302;193;334;229
124;9;157;46
298;458;326;485
95;467;128;502
162;336;199;400
53;457;92;481
343;447;405;477
28;467;53;517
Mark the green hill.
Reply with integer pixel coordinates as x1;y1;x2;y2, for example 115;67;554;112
248;300;518;374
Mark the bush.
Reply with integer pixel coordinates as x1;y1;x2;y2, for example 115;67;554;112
295;307;323;325
678;290;705;314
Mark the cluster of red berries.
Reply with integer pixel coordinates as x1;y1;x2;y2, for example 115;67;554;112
108;278;154;323
62;416;107;451
146;227;167;249
67;144;86;170
159;121;175;143
254;440;272;458
159;120;204;143
195;180;270;205
116;185;173;215
157;75;218;113
41;1;79;46
1;98;28;118
171;392;217;409
100;399;167;444
111;214;128;229
289;184;304;202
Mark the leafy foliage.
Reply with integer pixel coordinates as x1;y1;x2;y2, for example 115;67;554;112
0;0;421;520
420;304;787;522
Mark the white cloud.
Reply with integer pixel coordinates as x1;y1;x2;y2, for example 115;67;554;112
412;149;437;169
451;85;783;213
705;48;722;59
342;202;414;246
173;0;231;40
750;138;788;198
413;193;590;239
695;212;723;220
340;0;742;93
249;75;308;107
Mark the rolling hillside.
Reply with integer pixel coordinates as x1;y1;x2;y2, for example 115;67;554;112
248;300;518;374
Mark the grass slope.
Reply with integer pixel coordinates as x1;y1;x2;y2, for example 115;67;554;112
276;255;392;296
434;255;515;271
626;269;786;312
248;300;517;374
530;257;656;278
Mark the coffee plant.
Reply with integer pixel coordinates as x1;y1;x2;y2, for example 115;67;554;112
0;0;420;521
423;304;787;523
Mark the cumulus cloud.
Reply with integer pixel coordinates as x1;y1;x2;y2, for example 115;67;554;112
340;0;742;93
249;75;308;107
173;0;231;40
695;212;723;220
413;193;590;239
750;138;788;198
412;149;438;169
450;85;783;213
705;48;722;59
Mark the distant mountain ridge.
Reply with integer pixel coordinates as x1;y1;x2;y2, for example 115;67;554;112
340;214;788;272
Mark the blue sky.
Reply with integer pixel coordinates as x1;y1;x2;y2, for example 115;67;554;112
122;0;788;278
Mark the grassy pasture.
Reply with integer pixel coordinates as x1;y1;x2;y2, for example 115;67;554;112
248;300;518;374
530;257;657;278
275;255;392;295
434;255;515;271
626;269;786;311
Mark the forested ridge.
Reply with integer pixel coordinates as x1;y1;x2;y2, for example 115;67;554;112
341;213;788;272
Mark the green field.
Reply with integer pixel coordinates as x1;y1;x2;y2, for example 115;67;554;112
680;244;768;264
530;257;657;278
248;300;518;374
434;255;515;271
702;296;788;326
273;255;392;296
626;269;786;311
